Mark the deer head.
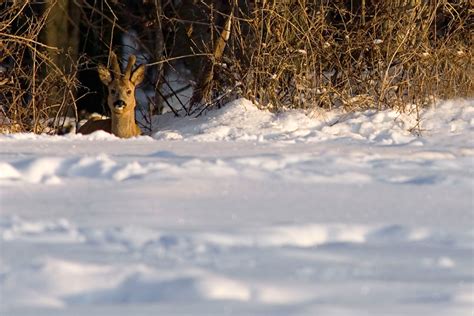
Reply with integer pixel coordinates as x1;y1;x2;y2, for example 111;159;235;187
98;52;145;116
78;52;145;138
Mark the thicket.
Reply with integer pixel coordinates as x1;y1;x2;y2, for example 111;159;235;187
0;0;472;134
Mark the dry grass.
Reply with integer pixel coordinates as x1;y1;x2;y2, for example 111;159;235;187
224;0;472;112
1;1;79;134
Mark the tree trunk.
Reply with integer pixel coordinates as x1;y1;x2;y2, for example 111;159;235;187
43;0;80;116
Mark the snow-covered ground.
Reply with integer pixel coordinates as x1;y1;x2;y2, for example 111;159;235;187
1;99;473;316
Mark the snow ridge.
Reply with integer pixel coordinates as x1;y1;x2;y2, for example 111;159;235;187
1;144;472;186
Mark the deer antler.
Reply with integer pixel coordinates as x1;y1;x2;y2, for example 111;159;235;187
124;55;136;79
110;51;122;78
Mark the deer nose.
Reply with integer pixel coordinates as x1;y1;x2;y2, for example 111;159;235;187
113;100;126;108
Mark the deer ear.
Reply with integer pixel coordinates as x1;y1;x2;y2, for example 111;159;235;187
130;64;145;86
98;64;112;85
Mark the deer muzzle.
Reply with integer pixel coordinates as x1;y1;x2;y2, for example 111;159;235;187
113;100;126;110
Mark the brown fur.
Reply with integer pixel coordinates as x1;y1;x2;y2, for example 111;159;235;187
78;52;145;138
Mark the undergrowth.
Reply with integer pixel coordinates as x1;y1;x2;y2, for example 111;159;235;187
0;0;472;134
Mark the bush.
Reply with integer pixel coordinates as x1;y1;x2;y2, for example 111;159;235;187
226;0;472;112
1;2;78;133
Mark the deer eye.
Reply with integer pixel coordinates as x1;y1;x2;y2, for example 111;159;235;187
127;89;132;95
111;89;116;95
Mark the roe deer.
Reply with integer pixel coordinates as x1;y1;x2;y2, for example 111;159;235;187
78;52;145;138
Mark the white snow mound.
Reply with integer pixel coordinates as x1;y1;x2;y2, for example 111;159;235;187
153;98;473;144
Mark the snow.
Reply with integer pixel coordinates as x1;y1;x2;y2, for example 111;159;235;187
0;98;473;315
